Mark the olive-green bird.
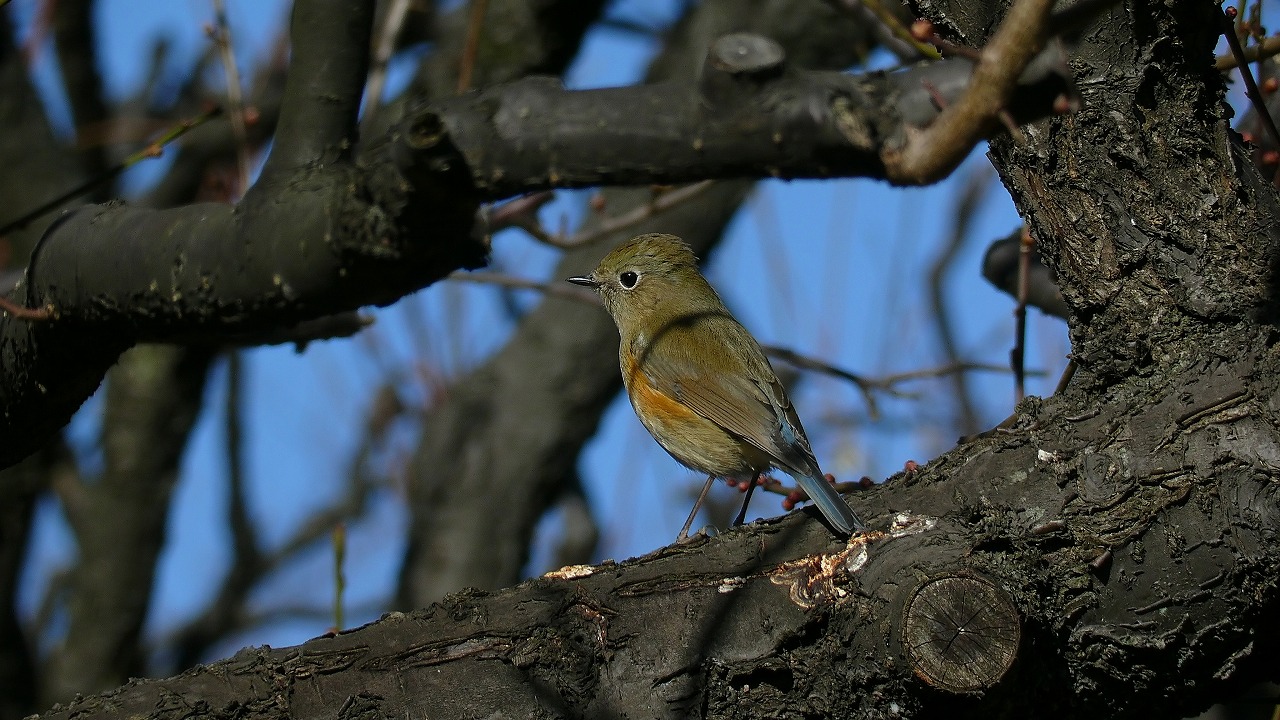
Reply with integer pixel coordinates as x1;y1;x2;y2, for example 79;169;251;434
568;233;865;539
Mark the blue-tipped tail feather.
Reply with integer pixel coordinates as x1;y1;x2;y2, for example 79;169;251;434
793;473;865;535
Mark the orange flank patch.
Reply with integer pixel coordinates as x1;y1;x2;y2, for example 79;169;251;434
621;349;763;476
623;356;702;426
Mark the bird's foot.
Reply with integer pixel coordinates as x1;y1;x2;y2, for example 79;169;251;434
675;524;719;544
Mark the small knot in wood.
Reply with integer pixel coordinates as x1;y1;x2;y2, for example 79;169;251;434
707;33;785;77
407;112;446;149
699;34;786;112
901;573;1021;693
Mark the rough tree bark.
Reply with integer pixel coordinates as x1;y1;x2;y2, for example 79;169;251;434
18;0;1280;717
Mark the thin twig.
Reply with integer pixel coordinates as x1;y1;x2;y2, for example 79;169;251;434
828;0;939;61
749;472;868;506
210;0;251;196
886;0;1056;183
861;0;940;58
1251;3;1267;136
242;600;386;631
225;352;260;572
916;22;981;61
362;0;412;132
764;344;1044;420
1012;227;1031;403
871;361;1044;384
449;270;1042;406
1215;34;1280;71
169;404;383;666
18;0;54;64
523;181;717;249
0;295;52;321
483;191;557;234
1222;6;1280;153
1053;358;1077;395
927;166;992;436
457;0;491;93
331;523;346;631
0;107;222;236
996;107;1028;145
762;344;886;420
32;568;72;644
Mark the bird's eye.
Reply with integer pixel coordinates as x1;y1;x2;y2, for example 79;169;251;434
619;270;639;289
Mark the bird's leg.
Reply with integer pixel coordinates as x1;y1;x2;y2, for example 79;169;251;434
732;474;761;526
677;474;718;542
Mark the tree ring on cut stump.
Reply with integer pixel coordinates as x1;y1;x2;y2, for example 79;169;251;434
901;572;1021;693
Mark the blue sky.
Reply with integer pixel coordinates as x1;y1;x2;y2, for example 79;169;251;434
10;0;1077;666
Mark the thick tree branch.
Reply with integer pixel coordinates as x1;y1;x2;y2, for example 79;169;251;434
420;36;1072;198
9;3;614;704
263;0;370;174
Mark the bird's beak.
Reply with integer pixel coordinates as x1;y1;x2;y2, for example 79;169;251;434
566;275;599;288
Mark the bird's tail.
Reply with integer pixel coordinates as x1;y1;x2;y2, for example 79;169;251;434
793;472;866;535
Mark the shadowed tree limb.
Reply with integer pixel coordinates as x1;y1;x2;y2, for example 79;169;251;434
419;33;1073;197
42;346;215;704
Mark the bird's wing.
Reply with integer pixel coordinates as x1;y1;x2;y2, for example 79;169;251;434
639;311;864;534
637;312;817;473
757;374;822;476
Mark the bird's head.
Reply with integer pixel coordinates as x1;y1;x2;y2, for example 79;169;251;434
567;233;715;331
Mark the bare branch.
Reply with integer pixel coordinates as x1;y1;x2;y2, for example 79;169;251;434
208;0;252;196
1221;7;1280;153
0;107;223;236
881;0;1055;183
456;0;491;93
532;182;719;249
362;0;413;132
424;35;1074;196
0;295;51;321
826;0;938;61
1011;228;1032;402
1215;34;1280;70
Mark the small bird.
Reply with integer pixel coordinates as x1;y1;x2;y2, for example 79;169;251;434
568;233;866;539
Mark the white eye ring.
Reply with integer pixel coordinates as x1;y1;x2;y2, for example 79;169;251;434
619;270;640;289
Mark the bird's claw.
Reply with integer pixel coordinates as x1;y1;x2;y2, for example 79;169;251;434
675;524;719;544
